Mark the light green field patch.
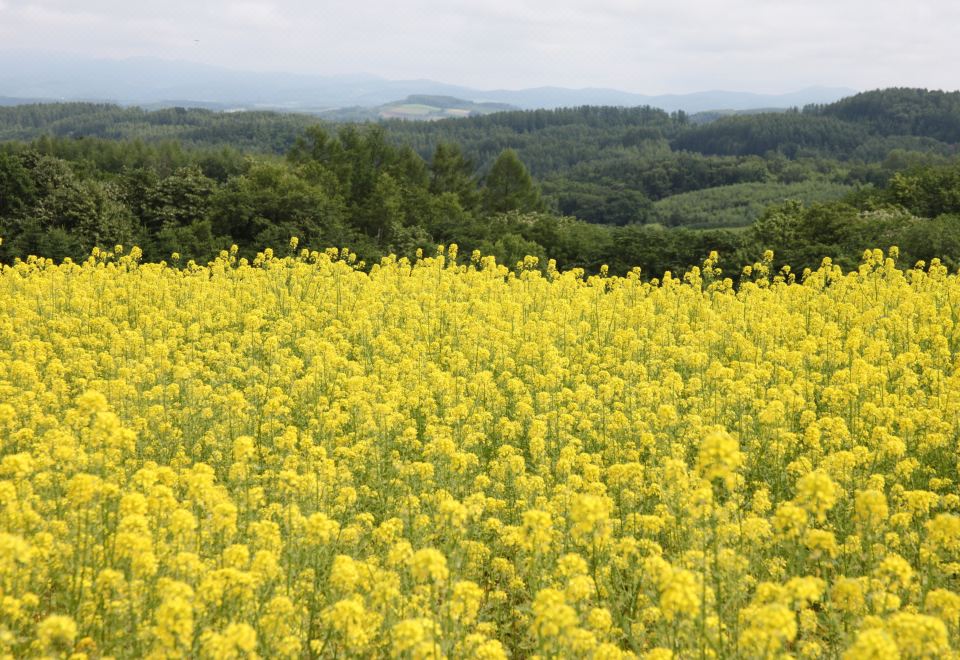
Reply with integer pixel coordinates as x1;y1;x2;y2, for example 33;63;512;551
394;104;436;115
652;180;854;228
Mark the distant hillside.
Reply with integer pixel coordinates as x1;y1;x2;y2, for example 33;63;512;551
320;95;518;121
673;88;960;157
688;108;790;125
0;102;320;152
813;87;960;142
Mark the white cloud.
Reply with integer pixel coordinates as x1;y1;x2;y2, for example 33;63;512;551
0;0;957;92
16;4;105;25
224;2;288;28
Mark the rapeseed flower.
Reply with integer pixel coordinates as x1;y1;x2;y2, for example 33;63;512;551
0;246;958;657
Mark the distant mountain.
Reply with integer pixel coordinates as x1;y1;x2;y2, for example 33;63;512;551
0;51;857;114
0;95;47;106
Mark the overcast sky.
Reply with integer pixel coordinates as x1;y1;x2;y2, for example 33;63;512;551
0;0;957;93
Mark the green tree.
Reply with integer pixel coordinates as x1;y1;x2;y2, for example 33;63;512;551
478;232;546;269
482;149;544;214
0;152;37;218
357;172;405;244
142;166;215;233
429;143;480;211
209;161;348;249
887;164;960;218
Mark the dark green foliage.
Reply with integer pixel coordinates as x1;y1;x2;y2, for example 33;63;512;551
0;151;136;261
605;224;745;278
0;103;317;152
543;179;651;226
0;151;37;217
477;232;547;269
482;149;544;214
208;162;347;247
898;214;960;270
651;181;853;229
141;166;215;232
743;201;930;273
811;88;960;143
885;162;960;218
671;113;870;158
520;213;614;270
429;143;480;211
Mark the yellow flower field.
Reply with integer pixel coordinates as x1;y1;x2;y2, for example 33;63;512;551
1;244;959;659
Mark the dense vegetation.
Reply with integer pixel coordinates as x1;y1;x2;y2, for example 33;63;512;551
1;87;959;275
0;103;318;152
4;246;960;658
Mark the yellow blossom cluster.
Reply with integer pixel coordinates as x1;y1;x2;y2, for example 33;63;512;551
0;245;959;658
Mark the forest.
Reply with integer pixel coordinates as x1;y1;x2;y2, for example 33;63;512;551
1;87;959;276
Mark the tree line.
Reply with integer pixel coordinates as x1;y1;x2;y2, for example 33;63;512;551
0;88;959;275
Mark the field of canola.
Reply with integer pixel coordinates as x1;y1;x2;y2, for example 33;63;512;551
1;244;959;659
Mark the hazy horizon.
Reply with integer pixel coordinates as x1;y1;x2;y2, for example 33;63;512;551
0;49;866;96
0;0;957;95
0;49;866;114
